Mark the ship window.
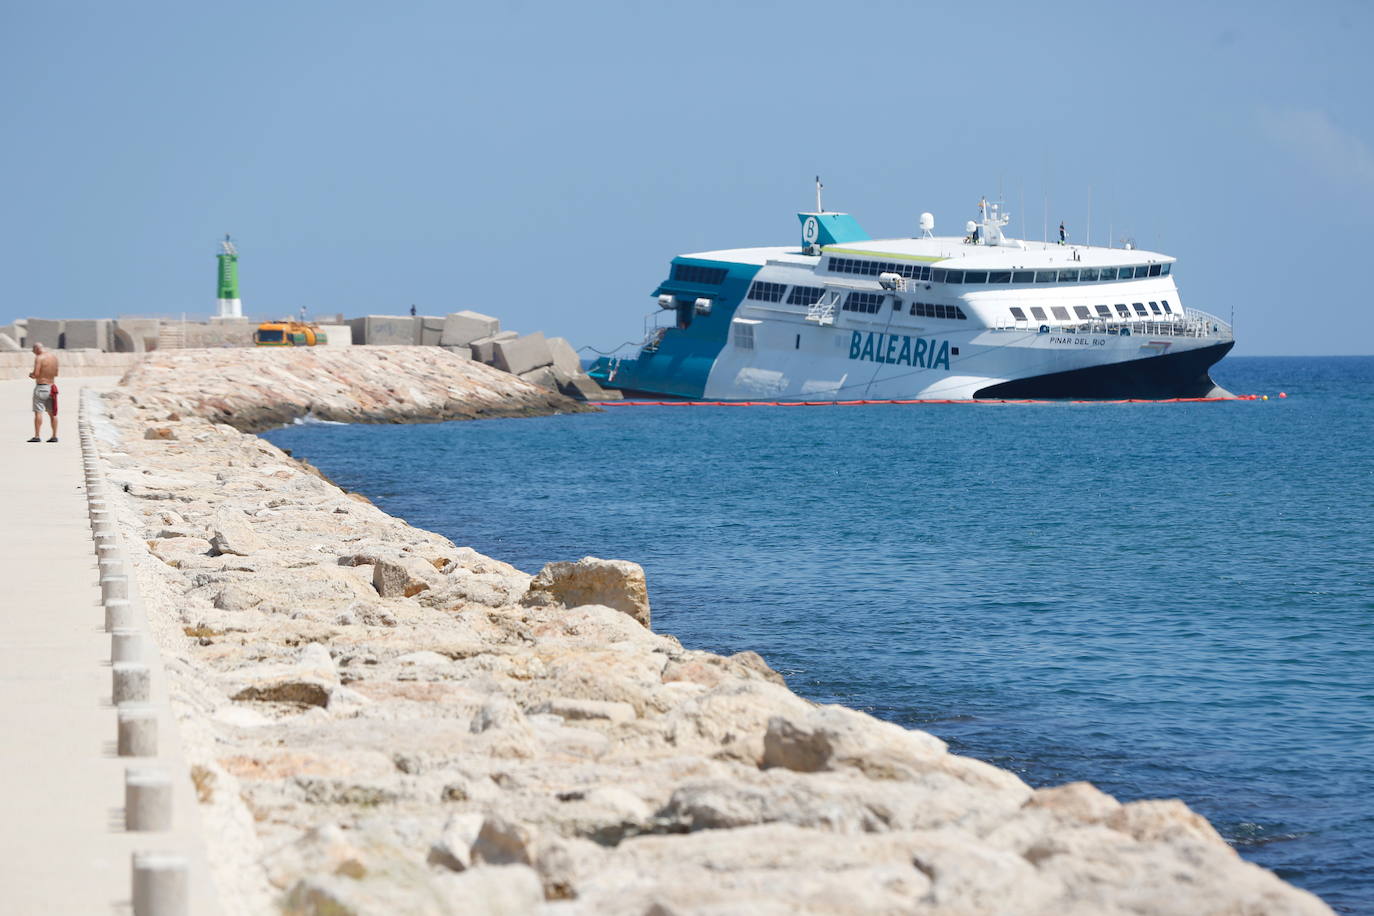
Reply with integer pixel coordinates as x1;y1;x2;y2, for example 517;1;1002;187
945;270;965;284
732;321;756;349
1161;300;1173;314
1096;304;1112;317
1134;265;1150;278
1148;264;1162;277
1034;270;1057;283
843;291;885;314
893;298;902;311
1074;305;1092;319
1079;267;1099;281
963;270;988;284
1012;270;1034;283
954;306;967;319
1059;269;1080;282
1098;267;1117;280
1030;307;1048;321
787;285;825;306
930;268;947;283
918;266;932;281
1115;303;1131;317
1052;306;1071;320
828;257;848;274
1161;263;1172;276
1009;307;1027;320
672;263;728;285
1132;302;1148;315
747;281;787;303
1148;301;1162;314
988;270;1011;283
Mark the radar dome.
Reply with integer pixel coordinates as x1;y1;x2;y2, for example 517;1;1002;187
965;220;978;234
919;212;935;232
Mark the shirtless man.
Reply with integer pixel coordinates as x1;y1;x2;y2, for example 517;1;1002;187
28;344;58;443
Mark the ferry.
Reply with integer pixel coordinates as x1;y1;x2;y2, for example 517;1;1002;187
588;187;1234;401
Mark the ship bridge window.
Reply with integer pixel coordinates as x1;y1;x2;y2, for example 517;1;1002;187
1161;300;1173;314
988;270;1011;283
1098;267;1118;280
930;268;947;283
1133;265;1150;278
829;257;929;281
787;285;825;306
1074;305;1092;319
1115;304;1131;317
1052;306;1071;320
747;281;787;302
963;270;988;284
1148;264;1162;277
910;302;968;320
945;270;965;284
843;291;885;314
1009;307;1027;321
1030;307;1048;321
672;263;728;285
1059;269;1080;282
1132;302;1148;315
1012;270;1034;283
1162;263;1172;276
1095;304;1112;317
1034;270;1057;283
1079;267;1099;281
1149;301;1162;314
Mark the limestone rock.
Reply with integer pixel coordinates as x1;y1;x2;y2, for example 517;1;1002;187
372;556;440;598
470;816;534;866
521;556;650;628
210;507;265;556
529;697;636;724
144;426;177;440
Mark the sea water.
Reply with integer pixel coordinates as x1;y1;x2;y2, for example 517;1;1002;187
265;356;1374;912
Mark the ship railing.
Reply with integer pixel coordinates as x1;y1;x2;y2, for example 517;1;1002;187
989;314;1231;340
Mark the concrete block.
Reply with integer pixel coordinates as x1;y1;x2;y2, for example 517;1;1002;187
418;316;445;346
63;319;112;350
547;337;583;376
440;310;500;348
439;345;471;360
314;324;352;346
559;373;619;401
113;319;162;353
517;366;558;390
469;331;518;364
347;315;418;346
0;332;19;352
491;332;553;375
26;318;63;348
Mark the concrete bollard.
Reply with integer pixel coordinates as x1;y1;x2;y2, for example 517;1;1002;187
105;598;135;631
101;574;128;603
125;768;173;831
93;520;116;539
117;706;157;757
88;498;107;514
94;534;118;557
99;557;126;581
97;543;121;562
111;628;143;664
113;662;151;704
131;851;188;916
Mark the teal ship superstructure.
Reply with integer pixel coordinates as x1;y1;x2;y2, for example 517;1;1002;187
590;190;1234;401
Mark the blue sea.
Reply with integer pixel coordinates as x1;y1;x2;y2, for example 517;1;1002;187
266;356;1374;913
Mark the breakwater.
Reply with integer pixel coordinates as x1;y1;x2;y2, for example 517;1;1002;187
88;349;1332;914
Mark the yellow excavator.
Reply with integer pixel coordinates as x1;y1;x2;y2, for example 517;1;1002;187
253;321;328;347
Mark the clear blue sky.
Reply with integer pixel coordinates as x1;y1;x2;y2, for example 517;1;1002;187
4;0;1370;355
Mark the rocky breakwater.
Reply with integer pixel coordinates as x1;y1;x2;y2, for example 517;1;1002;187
118;346;592;433
92;371;1333;915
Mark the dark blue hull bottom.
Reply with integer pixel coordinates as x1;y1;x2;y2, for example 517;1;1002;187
974;341;1235;400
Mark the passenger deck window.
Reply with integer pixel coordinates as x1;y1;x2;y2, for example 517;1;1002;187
1148;301;1162;315
1096;305;1112;317
1034;270;1057;283
1009;307;1027;320
1115;304;1131;317
747;281;787;303
1132;303;1148;315
1012;270;1034;283
787;285;825;306
1074;306;1092;319
1059;269;1080;282
1030;307;1048;321
1079;267;1099;281
1161;300;1173;314
1052;306;1071;320
988;270;1011;283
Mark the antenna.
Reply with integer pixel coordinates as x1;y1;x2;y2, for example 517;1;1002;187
815;176;824;213
1087;186;1092;249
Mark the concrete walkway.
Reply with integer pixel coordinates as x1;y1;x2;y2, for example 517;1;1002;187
0;377;216;914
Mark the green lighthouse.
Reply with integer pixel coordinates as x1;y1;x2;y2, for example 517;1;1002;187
216;234;242;318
